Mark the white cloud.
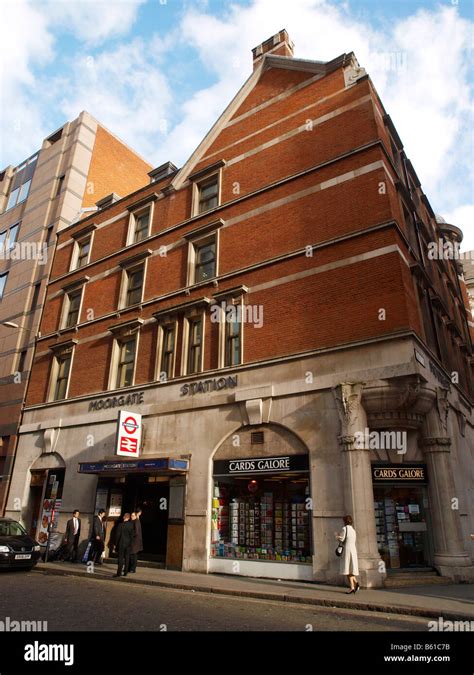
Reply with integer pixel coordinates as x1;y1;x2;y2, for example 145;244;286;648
55;39;173;161
0;0;146;167
45;0;146;45
0;0;53;164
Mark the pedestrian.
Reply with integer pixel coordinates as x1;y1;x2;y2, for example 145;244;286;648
129;508;143;573
336;514;360;593
90;509;106;565
114;513;134;578
64;510;81;562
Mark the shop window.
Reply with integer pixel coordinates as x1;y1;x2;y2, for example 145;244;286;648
374;486;429;569
211;467;311;563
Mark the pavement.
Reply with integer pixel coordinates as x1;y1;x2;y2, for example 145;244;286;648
34;561;474;621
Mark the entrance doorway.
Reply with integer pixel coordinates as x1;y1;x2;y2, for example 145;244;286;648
103;475;169;563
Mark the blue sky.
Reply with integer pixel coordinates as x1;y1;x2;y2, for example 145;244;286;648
1;0;473;248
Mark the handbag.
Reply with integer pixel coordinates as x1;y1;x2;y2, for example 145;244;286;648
335;526;347;557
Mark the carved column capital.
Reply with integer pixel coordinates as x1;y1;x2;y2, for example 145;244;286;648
333;382;365;437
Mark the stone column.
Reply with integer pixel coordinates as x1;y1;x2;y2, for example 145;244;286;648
421;389;474;581
333;383;384;588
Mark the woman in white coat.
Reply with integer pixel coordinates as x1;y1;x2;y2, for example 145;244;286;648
336;515;360;593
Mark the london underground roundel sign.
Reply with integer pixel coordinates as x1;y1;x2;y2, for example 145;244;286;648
116;410;142;457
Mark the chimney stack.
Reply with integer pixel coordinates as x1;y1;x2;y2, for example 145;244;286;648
252;29;294;71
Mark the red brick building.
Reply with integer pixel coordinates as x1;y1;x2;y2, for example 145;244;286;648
7;31;473;586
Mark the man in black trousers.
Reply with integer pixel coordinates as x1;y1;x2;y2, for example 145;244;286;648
129;508;143;573
90;509;106;565
114;513;134;577
64;510;81;562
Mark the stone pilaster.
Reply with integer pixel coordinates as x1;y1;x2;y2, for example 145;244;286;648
333;383;384;588
421;398;474;582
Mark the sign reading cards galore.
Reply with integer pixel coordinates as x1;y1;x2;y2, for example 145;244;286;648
213;454;309;476
372;464;427;483
115;410;142;458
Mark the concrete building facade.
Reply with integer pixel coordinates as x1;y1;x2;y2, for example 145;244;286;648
0;111;152;512
5;32;474;587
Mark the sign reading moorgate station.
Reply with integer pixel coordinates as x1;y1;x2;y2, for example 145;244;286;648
89;391;145;412
180;375;238;396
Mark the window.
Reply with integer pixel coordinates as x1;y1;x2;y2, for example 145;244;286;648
187;317;203;374
31;283;41;310
17;350;27;372
53;352;72;400
196;175;219;214
195;239;216;282
132;209;150;243
125;267;144;307
64;289;82;328
0;272;8;301
126;198;156;245
7;223;19;250
76;237;91;269
45;226;53;246
159;324;176;380
225;315;241;367
0;231;6;251
55;175;65;197
5;154;37;211
117;337;137;388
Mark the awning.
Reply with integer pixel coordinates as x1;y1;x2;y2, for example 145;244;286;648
78;458;189;475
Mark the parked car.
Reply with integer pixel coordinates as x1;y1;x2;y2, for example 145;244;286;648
0;518;41;570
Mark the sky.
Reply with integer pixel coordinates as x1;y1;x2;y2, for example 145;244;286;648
0;0;473;249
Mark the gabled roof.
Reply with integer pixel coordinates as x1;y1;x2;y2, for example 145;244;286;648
172;51;356;190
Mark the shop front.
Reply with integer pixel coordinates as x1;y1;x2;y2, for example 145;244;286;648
78;458;188;569
209;453;313;580
372;464;433;570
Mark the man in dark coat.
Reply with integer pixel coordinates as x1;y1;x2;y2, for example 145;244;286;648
64;510;81;562
90;509;106;564
129;508;143;573
114;513;134;577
